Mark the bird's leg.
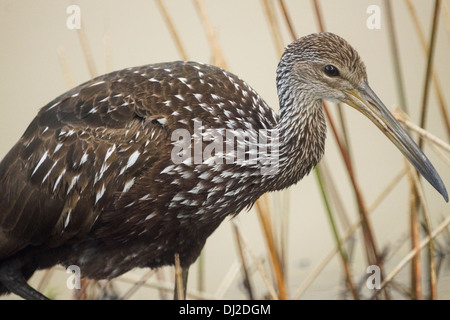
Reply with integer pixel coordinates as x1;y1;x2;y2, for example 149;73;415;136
2;273;49;300
0;259;49;300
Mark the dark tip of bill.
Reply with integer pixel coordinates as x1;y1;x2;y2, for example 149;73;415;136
433;175;448;202
441;187;449;203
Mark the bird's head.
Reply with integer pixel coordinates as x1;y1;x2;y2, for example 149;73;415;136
277;32;448;202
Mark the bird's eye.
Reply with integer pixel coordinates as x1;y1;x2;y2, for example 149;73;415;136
324;65;340;77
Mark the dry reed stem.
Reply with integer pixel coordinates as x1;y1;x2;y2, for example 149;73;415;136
404;0;450;138
77;25;98;78
232;223;255;299
174;253;184;300
384;0;409;112
407;163;438;299
155;0;189;61
336;104;352;157
394;108;450;152
192;0;228;70
255;194;288;299
419;0;441;148
278;0;297;40
56;46;76;89
371;212;450;299
232;220;279;300
274;190;291;271
261;0;284;57
443;0;450;40
367;168;407;212
103;34;113;73
430;144;450;166
75;278;92;300
120;270;156;300
406;158;422;299
311;0;326;32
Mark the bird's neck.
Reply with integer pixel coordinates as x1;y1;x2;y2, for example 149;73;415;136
269;86;326;190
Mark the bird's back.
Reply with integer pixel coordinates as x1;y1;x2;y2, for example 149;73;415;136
0;61;278;269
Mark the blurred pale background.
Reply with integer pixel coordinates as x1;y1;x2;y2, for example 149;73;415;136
0;0;449;299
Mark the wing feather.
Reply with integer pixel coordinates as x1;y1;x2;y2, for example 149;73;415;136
0;65;171;258
0;61;278;258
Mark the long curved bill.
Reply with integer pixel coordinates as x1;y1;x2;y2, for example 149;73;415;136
344;82;448;202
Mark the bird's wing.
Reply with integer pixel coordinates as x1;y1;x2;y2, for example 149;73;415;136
0;61;278;258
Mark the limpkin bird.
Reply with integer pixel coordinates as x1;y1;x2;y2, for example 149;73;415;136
0;32;447;300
